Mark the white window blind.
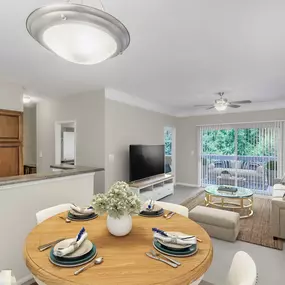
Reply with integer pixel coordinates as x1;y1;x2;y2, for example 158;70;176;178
198;121;285;195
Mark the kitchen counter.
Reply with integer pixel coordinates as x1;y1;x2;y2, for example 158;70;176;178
0;165;104;187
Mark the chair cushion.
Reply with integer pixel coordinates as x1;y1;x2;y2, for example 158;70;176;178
189;206;240;229
273;184;285;191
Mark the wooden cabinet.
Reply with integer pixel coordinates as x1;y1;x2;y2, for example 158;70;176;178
0;109;23;177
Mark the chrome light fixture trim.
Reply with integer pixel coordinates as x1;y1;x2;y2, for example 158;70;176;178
26;3;130;64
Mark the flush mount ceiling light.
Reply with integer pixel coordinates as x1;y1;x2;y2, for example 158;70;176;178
23;95;31;104
26;2;130;65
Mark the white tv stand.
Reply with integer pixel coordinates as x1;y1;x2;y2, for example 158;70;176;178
129;174;174;201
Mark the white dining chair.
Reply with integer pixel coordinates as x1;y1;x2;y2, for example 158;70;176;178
36;203;72;224
200;251;257;285
155;201;189;218
33;204;72;285
226;251;257;285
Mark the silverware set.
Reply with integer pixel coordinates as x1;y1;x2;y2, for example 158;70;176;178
38;238;66;252
145;249;181;268
163;211;176;219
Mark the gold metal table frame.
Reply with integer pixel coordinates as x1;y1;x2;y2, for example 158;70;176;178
205;192;253;219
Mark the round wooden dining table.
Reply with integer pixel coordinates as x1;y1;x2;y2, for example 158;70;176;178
24;212;213;285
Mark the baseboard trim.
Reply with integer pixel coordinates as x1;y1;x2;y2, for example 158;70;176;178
17;274;34;285
176;182;201;188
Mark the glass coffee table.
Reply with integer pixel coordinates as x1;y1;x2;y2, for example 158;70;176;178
205;185;254;219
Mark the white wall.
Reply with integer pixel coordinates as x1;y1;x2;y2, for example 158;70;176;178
105;98;176;190
37;91;105;192
0;82;23;111
23;106;37;165
56;91;105;192
176;108;285;185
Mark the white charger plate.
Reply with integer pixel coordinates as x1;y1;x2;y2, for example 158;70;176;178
53;239;93;259
157;231;195;250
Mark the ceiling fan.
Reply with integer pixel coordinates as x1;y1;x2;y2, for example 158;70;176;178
194;92;252;111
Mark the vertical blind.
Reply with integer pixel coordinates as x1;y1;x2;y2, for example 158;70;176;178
198;121;285;195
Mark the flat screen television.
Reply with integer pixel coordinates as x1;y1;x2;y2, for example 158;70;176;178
129;145;165;181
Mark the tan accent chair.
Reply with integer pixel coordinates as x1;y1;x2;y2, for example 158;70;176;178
271;183;285;239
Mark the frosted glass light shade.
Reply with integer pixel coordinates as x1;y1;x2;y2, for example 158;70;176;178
43;23;117;64
215;103;227;111
26;3;130;65
23;96;31;104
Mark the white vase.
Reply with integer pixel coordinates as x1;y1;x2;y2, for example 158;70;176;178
107;214;132;236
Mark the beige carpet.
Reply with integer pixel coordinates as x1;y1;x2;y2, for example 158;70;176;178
181;190;283;250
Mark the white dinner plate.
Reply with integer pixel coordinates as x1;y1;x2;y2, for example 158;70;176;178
53;239;93;259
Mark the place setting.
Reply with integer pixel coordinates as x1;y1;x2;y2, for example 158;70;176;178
145;227;200;267
38;227;103;275
139;200;165;217
60;204;98;222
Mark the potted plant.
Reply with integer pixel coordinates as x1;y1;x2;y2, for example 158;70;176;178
266;161;277;186
92;181;141;237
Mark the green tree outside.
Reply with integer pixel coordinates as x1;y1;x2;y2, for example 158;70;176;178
202;128;276;156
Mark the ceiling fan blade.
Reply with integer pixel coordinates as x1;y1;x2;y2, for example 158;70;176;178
228;104;240;108
206;106;215;110
230;100;252;104
194;104;213;107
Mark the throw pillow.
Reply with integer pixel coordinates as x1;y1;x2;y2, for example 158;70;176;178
236;161;242;169
229;160;242;169
256;165;264;174
229;160;236;169
249;162;260;170
241;161;249;169
214;160;223;168
222;160;230;168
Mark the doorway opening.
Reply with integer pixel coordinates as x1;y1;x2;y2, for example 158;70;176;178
164;126;176;179
55;121;76;166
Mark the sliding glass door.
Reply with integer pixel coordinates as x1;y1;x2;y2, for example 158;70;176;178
199;122;285;195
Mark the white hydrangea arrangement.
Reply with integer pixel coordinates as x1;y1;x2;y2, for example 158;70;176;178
92;181;142;219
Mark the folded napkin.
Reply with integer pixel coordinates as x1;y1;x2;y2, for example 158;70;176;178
142;200;161;212
70;204;94;215
53;228;88;257
154;232;197;246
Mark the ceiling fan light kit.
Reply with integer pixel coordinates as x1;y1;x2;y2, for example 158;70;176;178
214;101;228;111
194;92;252;112
26;2;130;65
